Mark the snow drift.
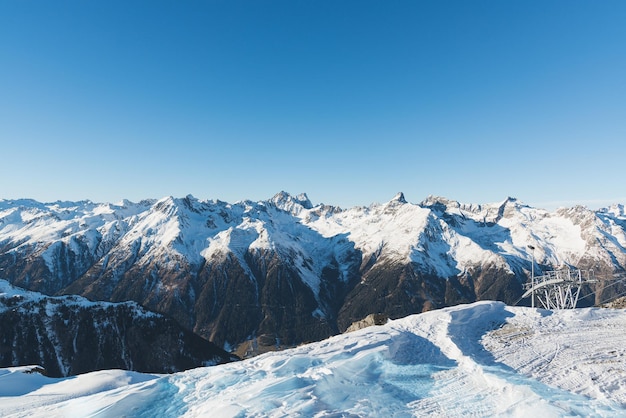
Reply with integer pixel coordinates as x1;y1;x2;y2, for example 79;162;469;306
2;301;625;417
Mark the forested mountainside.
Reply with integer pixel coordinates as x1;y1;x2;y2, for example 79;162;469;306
0;280;237;377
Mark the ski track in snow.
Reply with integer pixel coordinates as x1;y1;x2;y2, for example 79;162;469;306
2;302;626;417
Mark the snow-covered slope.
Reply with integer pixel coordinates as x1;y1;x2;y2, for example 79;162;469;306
2;302;625;417
1;193;625;354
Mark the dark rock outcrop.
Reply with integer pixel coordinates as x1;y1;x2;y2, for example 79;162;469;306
0;281;238;377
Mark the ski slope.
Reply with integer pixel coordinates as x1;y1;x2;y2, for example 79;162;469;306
2;301;625;417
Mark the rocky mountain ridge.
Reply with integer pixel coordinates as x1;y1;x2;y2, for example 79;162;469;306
0;280;237;377
1;192;625;354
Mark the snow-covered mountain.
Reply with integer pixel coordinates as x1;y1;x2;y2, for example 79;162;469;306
2;301;626;417
0;280;237;377
1;193;625;354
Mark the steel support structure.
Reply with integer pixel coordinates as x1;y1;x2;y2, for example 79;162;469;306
521;269;596;310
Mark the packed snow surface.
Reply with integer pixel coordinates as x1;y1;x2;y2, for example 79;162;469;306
2;301;626;417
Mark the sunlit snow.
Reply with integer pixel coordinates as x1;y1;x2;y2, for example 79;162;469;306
2;302;625;417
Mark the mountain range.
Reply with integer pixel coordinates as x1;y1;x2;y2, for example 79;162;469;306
1;192;625;356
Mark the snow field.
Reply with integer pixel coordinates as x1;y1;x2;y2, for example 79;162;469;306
2;302;626;417
483;306;626;408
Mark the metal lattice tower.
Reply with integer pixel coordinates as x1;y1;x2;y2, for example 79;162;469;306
520;269;597;309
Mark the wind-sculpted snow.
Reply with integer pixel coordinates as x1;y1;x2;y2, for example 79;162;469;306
1;193;625;353
2;302;625;417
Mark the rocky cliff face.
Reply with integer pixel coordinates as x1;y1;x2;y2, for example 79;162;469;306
1;194;625;355
345;313;388;333
0;281;237;377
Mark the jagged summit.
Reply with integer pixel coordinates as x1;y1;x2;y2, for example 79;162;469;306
420;195;459;209
269;191;314;214
498;196;522;208
390;192;407;204
602;203;625;218
295;193;313;209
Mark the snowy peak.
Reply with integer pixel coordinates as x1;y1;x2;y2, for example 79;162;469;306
269;191;314;214
420;195;461;211
295;193;314;209
611;204;625;218
389;192;407;204
597;203;625;219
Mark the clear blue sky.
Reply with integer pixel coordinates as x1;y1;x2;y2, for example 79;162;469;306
1;1;625;210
